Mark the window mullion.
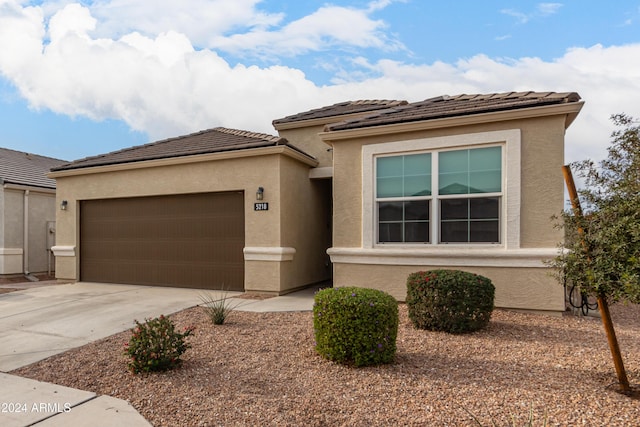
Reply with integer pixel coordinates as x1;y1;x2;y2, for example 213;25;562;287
431;152;439;245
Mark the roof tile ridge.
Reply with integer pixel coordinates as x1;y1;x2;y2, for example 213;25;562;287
273;99;408;124
0;146;67;163
213;127;283;143
323;101;412;130
349;99;407;106
58;127;225;167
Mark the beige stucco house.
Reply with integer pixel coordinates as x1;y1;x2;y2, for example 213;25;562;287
0;148;66;276
50;91;583;314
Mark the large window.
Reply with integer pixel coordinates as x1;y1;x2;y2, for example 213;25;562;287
375;146;502;244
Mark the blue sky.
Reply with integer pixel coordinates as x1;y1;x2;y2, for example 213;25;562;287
0;0;639;163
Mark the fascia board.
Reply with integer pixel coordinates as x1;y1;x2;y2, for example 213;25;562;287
48;146;318;179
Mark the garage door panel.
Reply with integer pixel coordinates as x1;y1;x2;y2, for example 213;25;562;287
80;192;245;291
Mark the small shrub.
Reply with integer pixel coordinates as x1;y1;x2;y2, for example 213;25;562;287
200;292;239;325
313;287;398;367
406;270;495;334
124;315;194;374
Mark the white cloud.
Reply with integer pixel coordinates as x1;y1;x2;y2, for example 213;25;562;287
500;8;530;24
210;5;404;57
501;2;563;24
537;3;563;16
89;0;284;47
367;0;408;13
58;0;404;58
0;1;638;167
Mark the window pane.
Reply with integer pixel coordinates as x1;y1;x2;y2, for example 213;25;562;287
470;197;499;219
470;171;501;193
439;147;501;195
439;150;468;195
378;201;430;243
404;175;431;196
441;199;468;220
405;200;429;221
439;173;468;195
377;177;403;198
470;221;499;242
376;147;501;245
377;156;403;177
470;147;501;192
379;223;402;243
405;222;429;242
441;221;468;243
469;146;501;171
379;202;403;221
377;156;403;197
377;154;431;198
404;153;431;175
441;197;500;243
439;150;467;173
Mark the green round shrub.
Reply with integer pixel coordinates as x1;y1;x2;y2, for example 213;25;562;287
313;287;398;367
406;270;495;334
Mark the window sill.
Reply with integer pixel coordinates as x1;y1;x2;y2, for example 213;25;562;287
327;246;559;268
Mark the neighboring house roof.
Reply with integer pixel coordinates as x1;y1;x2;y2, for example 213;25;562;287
0;147;66;189
272;100;408;127
325;91;582;131
52;127;313;172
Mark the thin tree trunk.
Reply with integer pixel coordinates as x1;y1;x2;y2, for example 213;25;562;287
562;165;630;393
596;294;631;392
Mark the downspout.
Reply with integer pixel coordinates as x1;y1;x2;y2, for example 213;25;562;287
23;189;29;275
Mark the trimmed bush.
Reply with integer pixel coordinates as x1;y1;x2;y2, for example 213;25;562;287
124;315;194;374
406;270;495;334
313;287;398;367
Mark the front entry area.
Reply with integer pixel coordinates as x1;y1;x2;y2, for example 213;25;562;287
79;191;245;291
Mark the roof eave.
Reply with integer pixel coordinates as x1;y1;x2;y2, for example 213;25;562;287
3;182;57;193
319;101;585;142
48;145;318;179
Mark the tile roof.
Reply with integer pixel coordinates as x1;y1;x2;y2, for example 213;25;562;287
325;91;582;131
0;147;66;189
52;127;310;172
272;100;408;126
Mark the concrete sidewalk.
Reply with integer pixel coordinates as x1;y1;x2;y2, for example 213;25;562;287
0;282;319;427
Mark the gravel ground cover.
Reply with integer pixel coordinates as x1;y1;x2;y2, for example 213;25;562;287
11;303;640;426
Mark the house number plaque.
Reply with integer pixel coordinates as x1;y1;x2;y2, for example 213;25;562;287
254;202;269;211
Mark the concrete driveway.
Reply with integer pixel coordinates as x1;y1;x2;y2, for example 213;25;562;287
0;281;317;426
0;282;235;372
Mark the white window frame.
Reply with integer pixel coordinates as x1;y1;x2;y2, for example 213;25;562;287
363;130;521;250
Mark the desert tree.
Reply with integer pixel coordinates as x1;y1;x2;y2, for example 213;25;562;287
555;113;640;394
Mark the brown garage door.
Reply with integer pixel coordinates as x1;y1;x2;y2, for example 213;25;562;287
80;191;244;291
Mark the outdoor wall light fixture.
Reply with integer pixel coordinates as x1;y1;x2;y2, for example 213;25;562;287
256;187;264;201
60;200;68;211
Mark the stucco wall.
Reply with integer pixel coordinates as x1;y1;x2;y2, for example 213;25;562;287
0;189;24;274
333;263;565;313
330;117;566;249
0;188;56;275
277;125;334;168
326;115;569;313
4;189;25;248
279;155;332;291
27;192;57;273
